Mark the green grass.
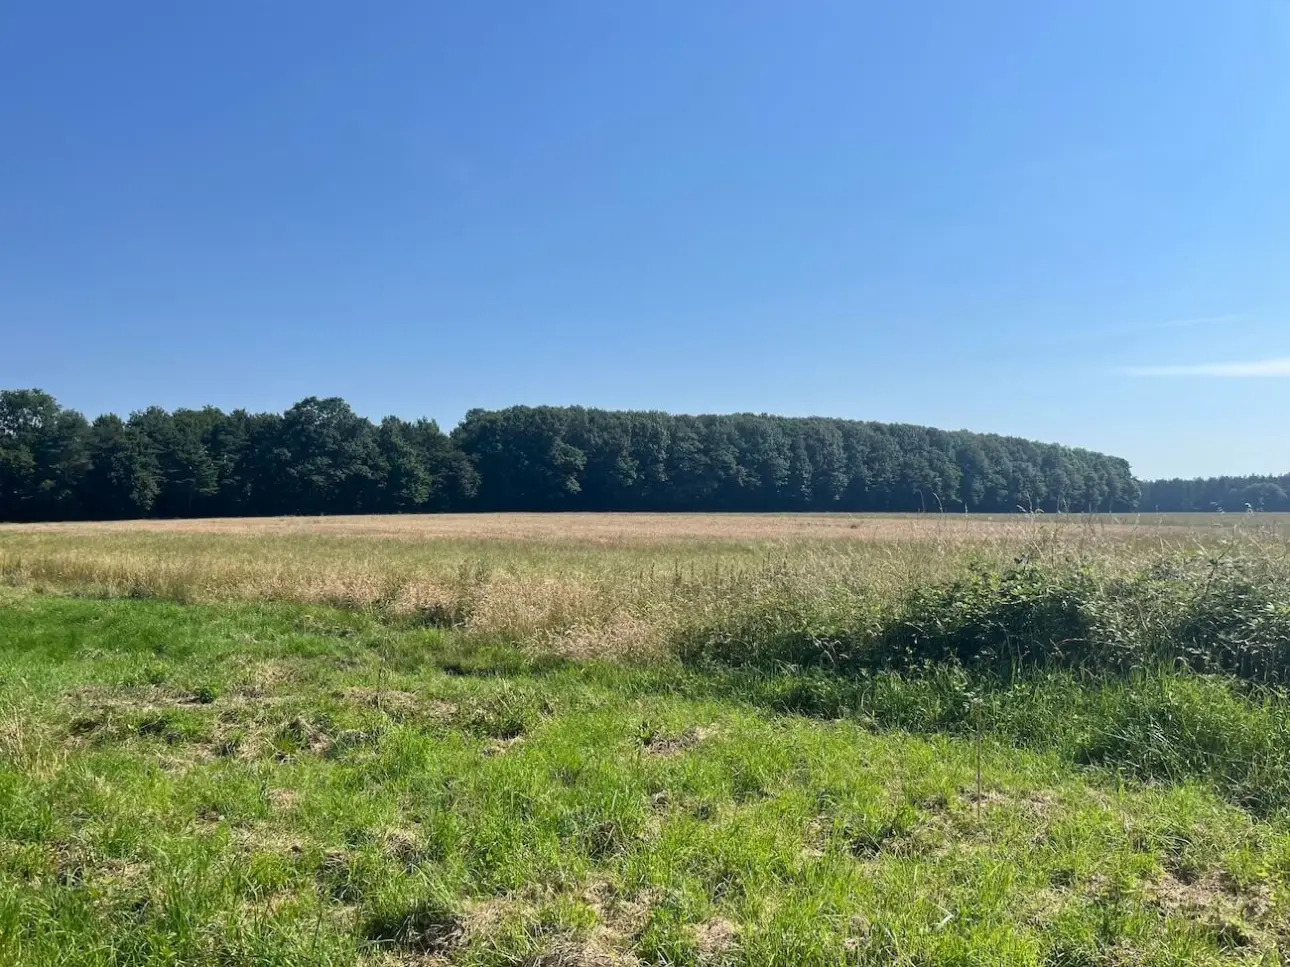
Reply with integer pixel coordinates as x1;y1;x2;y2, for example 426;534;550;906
4;593;1290;965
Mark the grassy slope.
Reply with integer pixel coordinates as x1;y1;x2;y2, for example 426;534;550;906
3;593;1289;966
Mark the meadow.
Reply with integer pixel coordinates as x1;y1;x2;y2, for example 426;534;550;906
4;512;1290;965
4;511;1288;659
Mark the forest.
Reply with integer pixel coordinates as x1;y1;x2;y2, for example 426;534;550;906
1139;474;1290;512
0;386;1187;522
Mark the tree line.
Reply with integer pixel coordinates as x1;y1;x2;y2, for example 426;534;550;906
0;390;476;521
1139;475;1290;513
0;389;1144;521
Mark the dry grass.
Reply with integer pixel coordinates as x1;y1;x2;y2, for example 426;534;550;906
6;510;1288;544
3;512;1288;659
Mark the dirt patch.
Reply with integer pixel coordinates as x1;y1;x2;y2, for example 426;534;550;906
267;787;301;811
454;891;642;964
801;814;831;859
1006;790;1060;818
273;716;335;759
383;829;426;868
227;659;299;698
232;825;306;856
959;787;1059;821
97;858;151;887
483;735;526;757
961;788;1009;809
362;898;466;956
583;880;654;940
1020;887;1069;928
64;684;197;718
642;726;716;757
693;918;739;958
523;938;637;966
458;895;517;938
47;845;151;892
342;687;422;716
1148;869;1272;930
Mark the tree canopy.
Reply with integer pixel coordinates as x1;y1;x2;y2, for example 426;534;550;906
0;389;1151;521
451;406;1139;513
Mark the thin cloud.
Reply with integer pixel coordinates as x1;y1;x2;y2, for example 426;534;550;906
1123;356;1290;378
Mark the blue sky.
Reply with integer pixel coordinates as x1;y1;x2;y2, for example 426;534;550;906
2;1;1288;479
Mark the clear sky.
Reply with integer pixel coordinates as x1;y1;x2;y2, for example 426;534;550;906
3;2;1288;479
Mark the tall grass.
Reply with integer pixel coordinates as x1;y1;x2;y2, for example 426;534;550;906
679;549;1290;682
4;513;1289;664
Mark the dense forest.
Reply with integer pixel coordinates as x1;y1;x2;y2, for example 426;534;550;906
452;406;1138;513
0;389;1142;521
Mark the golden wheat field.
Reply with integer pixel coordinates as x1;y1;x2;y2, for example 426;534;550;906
2;512;1287;658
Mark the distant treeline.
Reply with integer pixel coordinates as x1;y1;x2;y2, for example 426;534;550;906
453;406;1139;513
0;389;1145;521
1139;475;1290;513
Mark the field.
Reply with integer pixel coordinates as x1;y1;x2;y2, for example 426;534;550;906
4;512;1288;659
4;513;1290;965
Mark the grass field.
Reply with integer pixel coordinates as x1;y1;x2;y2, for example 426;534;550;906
3;512;1288;657
4;513;1290;965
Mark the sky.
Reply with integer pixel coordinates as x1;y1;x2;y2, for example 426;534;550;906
2;1;1289;480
